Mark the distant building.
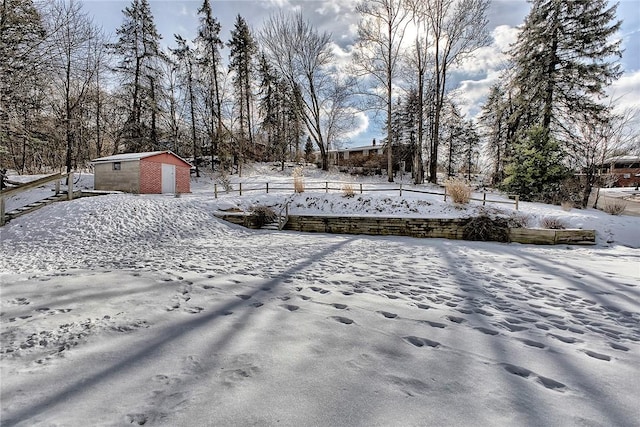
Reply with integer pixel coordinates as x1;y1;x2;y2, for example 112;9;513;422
323;139;386;167
92;151;192;194
599;155;640;187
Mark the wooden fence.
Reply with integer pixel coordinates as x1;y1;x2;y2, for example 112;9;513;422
1;173;73;226
214;181;519;210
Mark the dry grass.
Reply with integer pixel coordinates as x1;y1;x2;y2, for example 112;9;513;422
507;213;531;229
445;178;471;204
602;200;626;216
540;217;566;230
293;166;305;193
561;201;573;211
342;183;355;198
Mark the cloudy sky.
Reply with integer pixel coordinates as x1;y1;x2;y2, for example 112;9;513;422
83;0;640;145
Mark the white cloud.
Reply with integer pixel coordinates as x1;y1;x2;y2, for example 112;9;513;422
454;25;519;75
607;70;640;114
341;110;370;143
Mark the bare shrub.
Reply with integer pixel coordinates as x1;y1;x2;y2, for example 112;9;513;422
507;213;531;229
540;217;566;229
561;201;573;211
342;183;355;198
249;205;278;228
463;216;510;242
293;166;305;193
216;173;232;193
445;178;471;204
602;200;626;216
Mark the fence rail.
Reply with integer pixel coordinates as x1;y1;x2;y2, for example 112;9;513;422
1;173;74;226
214;181;519;210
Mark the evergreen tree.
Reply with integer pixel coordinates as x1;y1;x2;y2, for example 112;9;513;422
461;119;480;181
502;126;570;202
0;0;48;172
304;137;315;163
108;0;163;152
228;14;256;168
509;0;622;138
195;0;224;170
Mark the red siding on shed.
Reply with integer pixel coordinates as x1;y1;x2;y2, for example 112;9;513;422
139;160;163;193
143;152;192;168
176;167;190;193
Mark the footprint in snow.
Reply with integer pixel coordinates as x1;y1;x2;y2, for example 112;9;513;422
282;304;299;312
610;343;629;352
331;316;354;325
520;339;546;349
378;311;397;319
584;350;611;361
403;336;440;348
236;294;251;300
475;327;499;336
447;315;465;324
332;303;348;310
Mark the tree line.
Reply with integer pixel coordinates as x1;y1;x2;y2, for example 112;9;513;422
1;0;636;206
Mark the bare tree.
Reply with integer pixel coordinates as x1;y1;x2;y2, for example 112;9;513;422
354;0;410;182
422;0;490;183
567;105;639;207
261;11;354;171
48;0;103;173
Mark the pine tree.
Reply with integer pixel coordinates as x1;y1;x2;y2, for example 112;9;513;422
228;14;256;169
108;0;163;152
461;120;480;181
0;0;48;172
509;0;622;137
195;0;224;170
502;126;570;202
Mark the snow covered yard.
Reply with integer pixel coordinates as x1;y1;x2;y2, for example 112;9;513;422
1;165;639;426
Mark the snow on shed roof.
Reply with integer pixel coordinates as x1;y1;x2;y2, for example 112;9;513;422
92;151;191;166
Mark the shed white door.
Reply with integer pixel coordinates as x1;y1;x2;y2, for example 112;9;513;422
161;164;176;193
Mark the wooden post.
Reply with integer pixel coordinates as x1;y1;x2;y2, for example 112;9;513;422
0;197;5;226
444;188;447;202
239;182;242;196
214;184;218;198
266;182;269;194
55;179;60;195
359;183;363;194
67;173;74;200
515;195;519;210
325;182;328;193
399;184;402;197
483;192;486;206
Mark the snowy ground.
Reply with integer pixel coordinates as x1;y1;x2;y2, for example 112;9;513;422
1;164;639;426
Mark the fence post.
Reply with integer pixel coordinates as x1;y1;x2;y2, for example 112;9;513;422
399;184;402;197
55;179;60;195
214;184;218;198
483;192;486;206
67;172;73;200
325;182;328;193
0;197;5;226
266;182;269;194
515;195;519;210
360;183;363;194
239;182;242;196
444;187;447;202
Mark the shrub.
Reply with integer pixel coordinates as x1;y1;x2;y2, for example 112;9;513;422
249;205;278;228
445;178;471;204
602;200;626;216
216;173;232;193
342;183;355;198
463;216;510;242
507;213;531;229
540;217;566;229
293;166;305;193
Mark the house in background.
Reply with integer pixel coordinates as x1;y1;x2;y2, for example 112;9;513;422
599;155;640;187
92;151;192;194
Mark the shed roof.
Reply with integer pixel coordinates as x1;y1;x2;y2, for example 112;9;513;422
92;151;192;167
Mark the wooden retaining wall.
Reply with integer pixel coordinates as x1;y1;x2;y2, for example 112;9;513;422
216;213;596;245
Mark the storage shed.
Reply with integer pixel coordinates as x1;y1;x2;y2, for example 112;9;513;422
92;151;192;194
